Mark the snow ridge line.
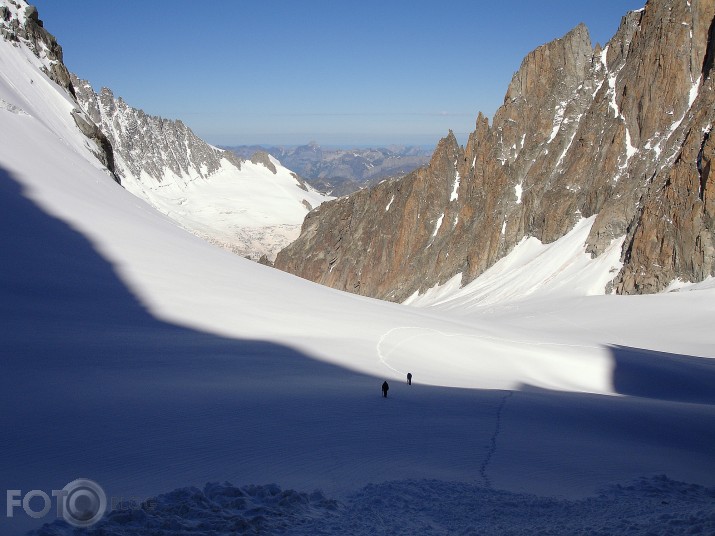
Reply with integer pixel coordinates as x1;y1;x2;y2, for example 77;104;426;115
479;390;513;488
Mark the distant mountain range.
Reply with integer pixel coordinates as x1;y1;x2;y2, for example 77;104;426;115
223;143;432;196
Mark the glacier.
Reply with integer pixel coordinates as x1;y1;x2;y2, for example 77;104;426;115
1;1;714;534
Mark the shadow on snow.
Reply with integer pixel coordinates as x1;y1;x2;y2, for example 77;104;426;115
0;167;499;533
2;166;715;534
609;344;715;405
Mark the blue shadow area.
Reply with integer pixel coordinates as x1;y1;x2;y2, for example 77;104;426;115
3;166;715;535
0;168;376;533
0;168;490;534
609;344;715;405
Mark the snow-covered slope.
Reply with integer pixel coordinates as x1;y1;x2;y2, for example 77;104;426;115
405;216;626;308
1;2;714;534
71;78;330;261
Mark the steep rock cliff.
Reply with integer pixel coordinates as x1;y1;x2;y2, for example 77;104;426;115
0;1;117;180
275;0;715;301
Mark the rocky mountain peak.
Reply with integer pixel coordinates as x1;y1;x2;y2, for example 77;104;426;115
1;0;117;179
0;1;74;97
428;130;462;175
504;22;592;106
276;0;715;302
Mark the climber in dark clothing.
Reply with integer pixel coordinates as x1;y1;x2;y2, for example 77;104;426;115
382;381;389;398
407;372;412;385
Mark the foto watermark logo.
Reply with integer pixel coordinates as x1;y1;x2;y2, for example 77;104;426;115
7;478;107;528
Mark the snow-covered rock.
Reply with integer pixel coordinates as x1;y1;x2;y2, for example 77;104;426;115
29;477;715;535
71;76;331;261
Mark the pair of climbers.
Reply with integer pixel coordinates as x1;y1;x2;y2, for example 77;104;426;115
381;372;412;398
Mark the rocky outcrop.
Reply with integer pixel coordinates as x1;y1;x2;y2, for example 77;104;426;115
250;151;277;174
70;108;117;178
10;4;74;97
276;0;715;301
0;1;118;180
249;150;312;193
614;91;715;293
276;132;465;300
71;76;246;187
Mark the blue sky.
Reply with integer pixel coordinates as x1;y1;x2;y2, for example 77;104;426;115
32;1;644;148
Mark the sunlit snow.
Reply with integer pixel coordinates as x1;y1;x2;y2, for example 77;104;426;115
450;164;460;202
2;6;715;534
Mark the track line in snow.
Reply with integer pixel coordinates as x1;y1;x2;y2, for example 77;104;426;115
376;325;602;378
479;390;513;488
376;326;413;375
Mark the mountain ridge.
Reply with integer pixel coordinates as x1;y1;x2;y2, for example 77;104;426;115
69;77;331;261
275;0;715;302
2;1;332;262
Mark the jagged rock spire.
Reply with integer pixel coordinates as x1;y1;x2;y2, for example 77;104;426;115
276;0;715;300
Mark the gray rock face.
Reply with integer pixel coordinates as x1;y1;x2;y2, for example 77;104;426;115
70;75;331;262
276;0;715;301
71;108;117;177
1;1;117;181
249;151;277;174
71;76;244;187
17;4;74;97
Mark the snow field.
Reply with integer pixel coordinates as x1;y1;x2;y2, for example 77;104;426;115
122;155;330;261
2;9;715;534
